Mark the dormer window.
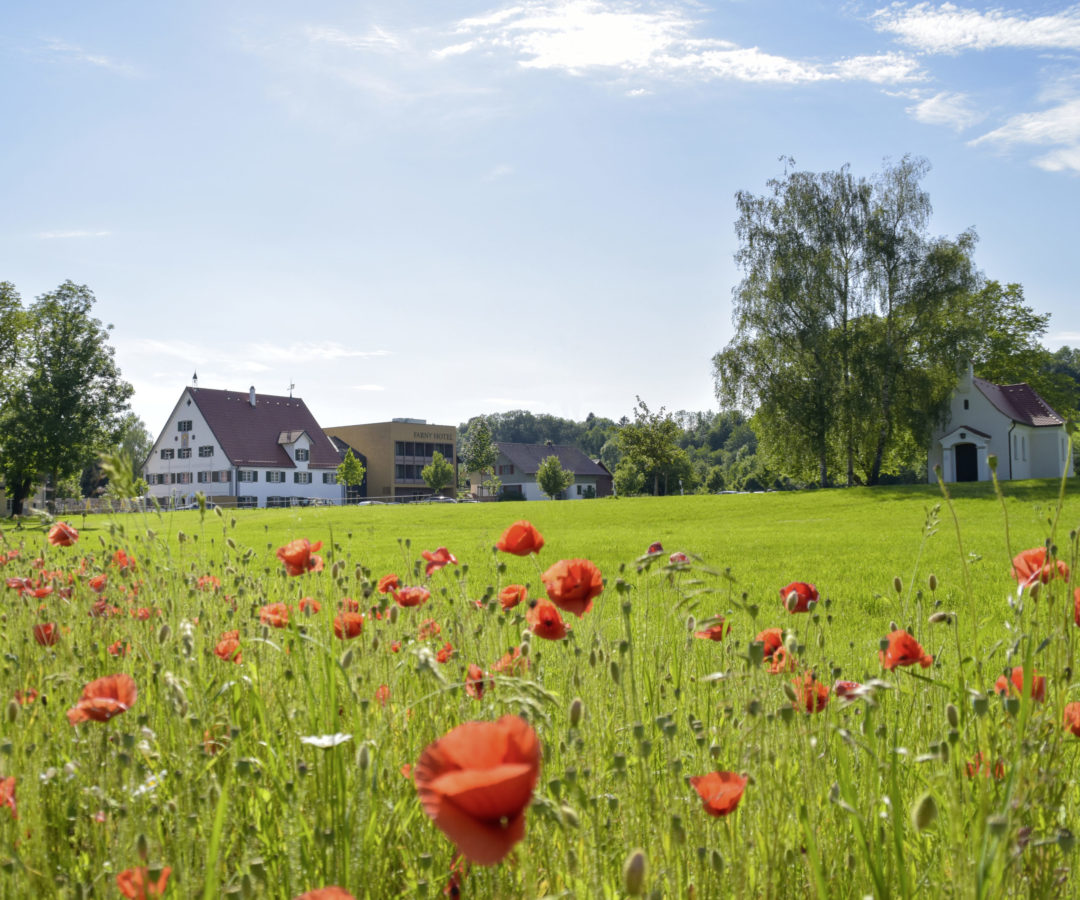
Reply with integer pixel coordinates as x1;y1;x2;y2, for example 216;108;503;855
963;399;969;410
295;448;309;461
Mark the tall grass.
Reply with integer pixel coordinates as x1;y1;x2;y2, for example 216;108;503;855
0;479;1078;898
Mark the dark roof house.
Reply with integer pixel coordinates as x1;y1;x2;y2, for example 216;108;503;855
472;442;613;500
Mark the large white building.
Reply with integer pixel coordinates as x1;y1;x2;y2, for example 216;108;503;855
143;386;343;508
928;367;1071;483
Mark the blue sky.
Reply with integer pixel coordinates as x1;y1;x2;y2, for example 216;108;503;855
3;1;1079;435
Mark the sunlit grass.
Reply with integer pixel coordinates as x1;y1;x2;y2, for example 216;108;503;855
1;479;1078;898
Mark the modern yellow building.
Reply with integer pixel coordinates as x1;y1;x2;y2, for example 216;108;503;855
324;419;457;500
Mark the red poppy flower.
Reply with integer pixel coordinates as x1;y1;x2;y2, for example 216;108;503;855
130;607;152;621
47;522;78;547
390;641;402;653
375;684;391;708
780;582;818;613
647;541;663;554
294;887;357;900
414;715;541;865
694;618;731;641
116;866;171;899
14;689;37;706
436;642;454;664
1011;547;1069;588
1065;702;1080;737
90;600;123;619
834;680;863;700
277;538;325;577
526;600;570;640
499;584;527;611
995;667;1046;703
689;771;746;817
214;631;242;663
418;619;442;641
197;574;221;592
378;573;400;594
965;752;1005;780
541;559;603;618
33;623;59;646
767;647;797;674
112;549;136;571
89;573;108;593
393;586;431;608
792;672;829;713
879;630;933;670
333;612;365;640
66;673;138;725
108;640;131;657
299;597;321;616
260;602;290;629
496;521;545;556
338;596;360;612
492;647;529;676
669;551;689;565
755;628;784;659
0;777;15;820
465;664;491;700
422;547;458;576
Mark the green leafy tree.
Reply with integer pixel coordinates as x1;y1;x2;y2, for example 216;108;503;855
462;416;498;496
536;454;574;500
336;449;367;503
0;281;133;514
613;458;646;497
617;398;682;495
82;413;154;497
421;451;455;495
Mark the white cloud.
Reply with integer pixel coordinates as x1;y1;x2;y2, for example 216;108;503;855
440;1;924;85
42;38;139;75
35;230;111;239
248;342;392;362
304;25;402;53
906;90;985;131
481;163;515;181
872;3;1080;54
352;384;386;391
970;97;1080;171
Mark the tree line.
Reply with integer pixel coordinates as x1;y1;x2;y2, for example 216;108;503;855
713;156;1078;487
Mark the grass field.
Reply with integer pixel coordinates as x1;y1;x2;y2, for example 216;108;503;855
2;478;1079;898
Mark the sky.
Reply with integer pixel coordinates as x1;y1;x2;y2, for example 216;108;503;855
3;1;1080;437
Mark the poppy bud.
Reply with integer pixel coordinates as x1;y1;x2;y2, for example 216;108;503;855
589;649;597;668
623;848;648;896
987;814;1008;836
340;649;354;669
1029;582;1041;602
711;850;723;872
157;624;171;644
889;620;898;632
136;832;149;861
785;591;799;613
561;805;579;828
388;605;399;625
893;576;903;595
609;660;620;684
972;693;989;717
1058;829;1075;853
928;573;938;591
358;744;369;770
5;701;16;723
569;697;584;727
938;741;949;764
784;634;798;656
782;682;798;703
910;792;937;832
686;616;696;633
946;703;959;729
879;637;890;652
928;611;953;625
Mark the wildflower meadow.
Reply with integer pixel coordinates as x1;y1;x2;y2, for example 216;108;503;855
2;476;1080;899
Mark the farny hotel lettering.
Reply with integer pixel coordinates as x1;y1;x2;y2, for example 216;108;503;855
413;431;454;441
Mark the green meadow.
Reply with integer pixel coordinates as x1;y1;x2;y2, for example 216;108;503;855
2;479;1080;899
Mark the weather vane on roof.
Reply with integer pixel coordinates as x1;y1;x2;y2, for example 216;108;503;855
192;371;198;390
288;379;295;398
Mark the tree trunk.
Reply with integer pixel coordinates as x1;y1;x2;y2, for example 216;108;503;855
10;478;32;516
819;451;828;489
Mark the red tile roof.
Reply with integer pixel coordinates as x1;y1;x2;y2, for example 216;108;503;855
974;378;1065;427
189;388;340;468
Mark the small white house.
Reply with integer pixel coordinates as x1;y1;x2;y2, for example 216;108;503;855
472;442;613;500
928;367;1071;483
144;386;344;508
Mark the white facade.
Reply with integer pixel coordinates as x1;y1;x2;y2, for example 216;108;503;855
144;388;344;508
928;370;1070;483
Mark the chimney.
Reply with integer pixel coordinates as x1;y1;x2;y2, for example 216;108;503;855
249;386;257;407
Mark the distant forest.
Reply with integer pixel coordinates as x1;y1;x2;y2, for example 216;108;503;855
459;345;1080;494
